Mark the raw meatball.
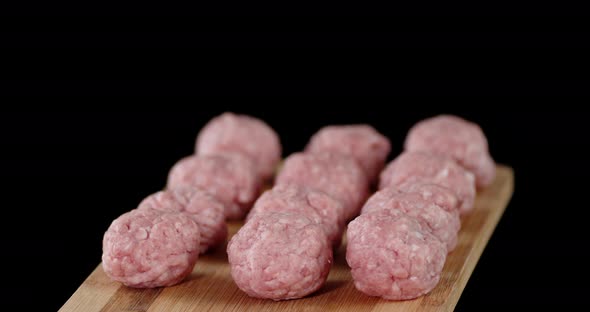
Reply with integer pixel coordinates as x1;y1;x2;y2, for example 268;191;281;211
228;213;333;300
138;186;227;253
275;153;369;220
196;112;282;181
247;184;346;246
379;152;476;215
394;181;459;213
404;114;496;188
102;209;200;288
305;125;391;183
361;187;460;251
167;154;262;220
346;211;447;300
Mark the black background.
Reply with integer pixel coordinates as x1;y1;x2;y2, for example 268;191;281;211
1;8;590;309
1;104;589;310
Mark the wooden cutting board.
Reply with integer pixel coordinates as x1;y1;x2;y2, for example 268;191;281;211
61;165;514;312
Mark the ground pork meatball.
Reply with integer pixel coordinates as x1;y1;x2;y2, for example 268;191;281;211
196;112;282;181
167;154;261;220
361;187;461;251
404;114;495;188
346;210;447;300
138;186;227;253
102;209;200;288
227;212;333;300
247;184;346;246
275;152;369;220
379;151;476;215
305;124;391;183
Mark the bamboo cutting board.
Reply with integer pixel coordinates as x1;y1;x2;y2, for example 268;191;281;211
61;165;514;312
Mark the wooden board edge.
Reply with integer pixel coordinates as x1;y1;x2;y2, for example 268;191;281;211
443;166;514;311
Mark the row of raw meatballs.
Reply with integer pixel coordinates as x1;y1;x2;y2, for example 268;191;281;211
228;115;495;301
101;113;282;288
228;124;391;300
100;112;495;302
347;115;495;300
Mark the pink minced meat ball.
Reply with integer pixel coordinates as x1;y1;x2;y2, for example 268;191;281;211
361;187;461;251
346;210;447;300
394;181;459;214
275;152;369;220
102;209;200;288
404;114;496;188
138;186;227;254
247;184;346;246
195;112;282;181
167;154;262;220
305;124;391;183
379;151;476;215
228;212;333;300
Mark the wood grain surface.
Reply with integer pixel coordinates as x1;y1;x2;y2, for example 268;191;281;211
61;165;514;312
